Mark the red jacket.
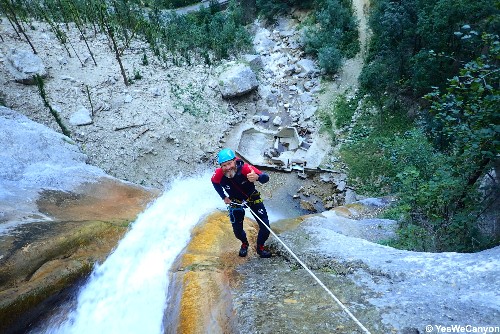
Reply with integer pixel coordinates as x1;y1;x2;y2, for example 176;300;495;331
211;159;269;201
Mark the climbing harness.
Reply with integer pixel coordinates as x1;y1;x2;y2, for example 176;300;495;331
229;191;263;206
227;204;245;223
233;201;372;334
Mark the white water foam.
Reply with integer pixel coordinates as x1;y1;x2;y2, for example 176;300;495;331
44;172;224;334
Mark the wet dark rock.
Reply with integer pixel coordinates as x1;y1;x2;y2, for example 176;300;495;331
0;108;158;333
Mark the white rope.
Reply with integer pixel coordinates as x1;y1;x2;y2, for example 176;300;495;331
238;201;372;334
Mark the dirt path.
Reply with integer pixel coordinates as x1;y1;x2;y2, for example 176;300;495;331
319;0;369;102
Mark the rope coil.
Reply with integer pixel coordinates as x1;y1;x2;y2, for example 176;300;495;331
235;201;372;334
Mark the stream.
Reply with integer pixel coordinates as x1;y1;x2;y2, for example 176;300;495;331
34;173;222;333
32;171;290;333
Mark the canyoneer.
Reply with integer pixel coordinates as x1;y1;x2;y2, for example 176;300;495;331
211;148;272;258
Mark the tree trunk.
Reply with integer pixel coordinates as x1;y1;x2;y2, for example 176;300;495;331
4;1;37;54
105;23;129;86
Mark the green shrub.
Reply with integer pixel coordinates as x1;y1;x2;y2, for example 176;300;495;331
256;0;315;22
317;92;358;140
34;75;71;137
317;45;343;74
142;51;149;66
147;0;199;9
332;93;357;129
302;0;359;74
133;68;143;80
343;121;494;252
389;165;486;252
317;107;334;136
158;3;251;63
358;58;398;99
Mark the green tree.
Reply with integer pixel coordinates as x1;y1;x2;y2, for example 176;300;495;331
302;0;359;74
360;0;418;98
342;34;499;252
425;33;500;207
0;0;37;53
411;0;498;95
256;0;315;22
389;33;499;252
361;0;499;99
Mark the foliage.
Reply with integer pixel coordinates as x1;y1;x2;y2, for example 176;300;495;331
424;33;499;220
0;0;38;53
341;117;495;252
125;0;200;9
1;0;252;81
256;0;315;22
147;1;251;64
158;0;199;9
384;162;492;252
361;0;499;100
425;33;500;169
341;126;430;195
338;0;500;252
333;93;358;129
340;33;499;252
169;76;206;116
302;0;360;74
318;92;359;135
255;0;359;74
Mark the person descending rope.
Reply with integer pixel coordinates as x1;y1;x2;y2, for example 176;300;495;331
211;148;272;258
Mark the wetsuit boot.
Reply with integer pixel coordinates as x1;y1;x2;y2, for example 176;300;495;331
256;244;271;258
239;242;249;257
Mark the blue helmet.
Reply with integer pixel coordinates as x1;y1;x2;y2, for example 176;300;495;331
218;148;236;165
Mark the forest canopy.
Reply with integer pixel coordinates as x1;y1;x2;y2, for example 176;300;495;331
256;0;500;252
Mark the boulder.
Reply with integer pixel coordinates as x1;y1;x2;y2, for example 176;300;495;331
218;63;258;99
296;59;318;77
5;48;47;85
242;54;263;70
69;106;93;126
0;107;158;333
253;28;276;54
272;115;282;126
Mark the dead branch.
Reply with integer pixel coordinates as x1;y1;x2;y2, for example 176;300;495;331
114;123;147;131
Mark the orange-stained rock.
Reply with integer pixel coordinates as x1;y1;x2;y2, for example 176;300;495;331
0;176;159;334
166;211;259;334
36;177;159;222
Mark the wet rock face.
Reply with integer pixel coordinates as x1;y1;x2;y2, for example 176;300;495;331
0;107;159;333
0;178;159;334
165;211;260;334
177;201;499;334
232;255;390;334
261;215;500;333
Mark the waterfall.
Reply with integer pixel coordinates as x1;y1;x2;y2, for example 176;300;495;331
43;172;224;334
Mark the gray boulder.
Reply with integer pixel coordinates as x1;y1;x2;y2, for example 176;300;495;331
253;28;276;54
5;48;47;85
69;106;93;126
296;58;318;77
242;54;263;70
218;63;259;99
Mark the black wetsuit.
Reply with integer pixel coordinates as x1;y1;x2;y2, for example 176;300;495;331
211;159;270;246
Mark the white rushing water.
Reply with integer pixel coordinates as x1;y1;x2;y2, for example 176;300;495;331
44;172;224;334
